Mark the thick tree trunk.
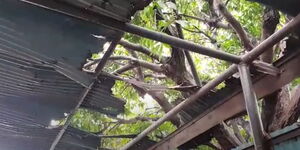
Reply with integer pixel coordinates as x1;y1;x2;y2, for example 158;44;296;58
260;7;300;133
259;7;280;132
266;86;300;132
262;86;290;132
260;7;280;63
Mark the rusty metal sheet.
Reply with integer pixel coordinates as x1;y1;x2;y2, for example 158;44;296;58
150;49;300;150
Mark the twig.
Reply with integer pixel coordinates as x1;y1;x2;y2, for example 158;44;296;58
182;26;217;43
181;14;231;29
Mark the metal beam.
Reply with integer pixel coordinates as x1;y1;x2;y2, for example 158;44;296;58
49;36;122;150
49;83;94;150
21;0;241;63
121;13;300;149
121;65;239;150
149;50;300;149
238;64;266;150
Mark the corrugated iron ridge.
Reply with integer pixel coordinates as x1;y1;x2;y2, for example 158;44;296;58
59;0;144;22
0;8;125;115
0;1;128;149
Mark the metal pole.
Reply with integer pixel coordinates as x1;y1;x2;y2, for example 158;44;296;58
121;14;300;149
238;64;266;150
120;24;241;63
49;36;122;150
120;65;238;150
49;84;93;150
95;35;123;76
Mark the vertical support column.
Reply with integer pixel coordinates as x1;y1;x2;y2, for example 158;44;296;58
238;63;266;150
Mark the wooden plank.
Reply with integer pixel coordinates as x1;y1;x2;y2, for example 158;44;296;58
150;50;300;150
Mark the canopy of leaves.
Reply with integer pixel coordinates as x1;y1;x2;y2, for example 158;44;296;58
70;0;294;149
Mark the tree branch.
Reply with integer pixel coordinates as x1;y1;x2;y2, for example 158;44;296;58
147;90;181;127
144;74;167;79
179;13;231;29
230;119;247;144
84;40;162;69
109;56;164;73
182;27;217;44
119;40;161;61
260;7;280;63
129;50;145;81
112;116;159;124
165;1;202;86
112;64;136;75
214;0;254;51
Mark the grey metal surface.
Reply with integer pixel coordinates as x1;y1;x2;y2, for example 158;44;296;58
21;0;243;63
0;92;101;150
60;0;138;22
83;76;125;115
0;0;125;149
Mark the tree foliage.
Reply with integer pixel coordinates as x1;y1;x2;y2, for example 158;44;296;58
71;0;300;149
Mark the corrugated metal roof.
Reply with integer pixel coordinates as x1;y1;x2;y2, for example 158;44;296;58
83;76;126;116
0;0;127;149
178;79;241;122
60;0;140;22
0;90;101;150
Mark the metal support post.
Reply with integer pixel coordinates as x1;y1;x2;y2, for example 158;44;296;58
49;35;123;150
238;63;266;150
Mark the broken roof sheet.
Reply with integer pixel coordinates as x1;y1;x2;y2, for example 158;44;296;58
0;0;129;149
